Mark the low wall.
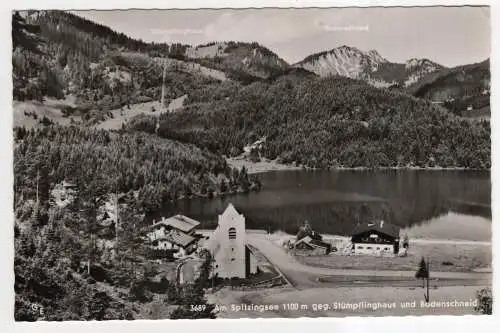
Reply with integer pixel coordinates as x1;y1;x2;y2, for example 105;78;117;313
293;248;328;256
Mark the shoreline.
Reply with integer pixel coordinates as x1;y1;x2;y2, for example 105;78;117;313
200;229;491;245
226;157;302;174
226;157;489;175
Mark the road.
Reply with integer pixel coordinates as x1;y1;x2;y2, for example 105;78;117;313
246;234;491;289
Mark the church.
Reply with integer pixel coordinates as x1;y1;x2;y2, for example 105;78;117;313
206;203;258;279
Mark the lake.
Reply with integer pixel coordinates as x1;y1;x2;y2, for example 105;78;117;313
159;170;491;241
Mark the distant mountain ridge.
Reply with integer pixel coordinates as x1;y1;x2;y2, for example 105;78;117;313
408;59;490;117
12;10;490;122
294;45;445;88
184;41;290;81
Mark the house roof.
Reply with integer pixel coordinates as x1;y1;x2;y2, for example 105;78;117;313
156;230;196;248
350;221;400;239
296;236;313;244
295;236;330;249
152;215;200;233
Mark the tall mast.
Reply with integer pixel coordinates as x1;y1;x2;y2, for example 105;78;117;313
161;58;167;111
36;168;39;206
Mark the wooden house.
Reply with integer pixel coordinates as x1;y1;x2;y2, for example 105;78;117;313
294;236;331;255
350;220;400;256
147;214;201;257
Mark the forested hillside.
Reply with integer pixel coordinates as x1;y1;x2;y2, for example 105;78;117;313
13;125;261;320
14;126;261;213
12;10;208;123
407;59;490;117
128;74;491;170
186;41;290;82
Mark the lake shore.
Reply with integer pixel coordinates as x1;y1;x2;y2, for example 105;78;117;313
226;157;486;175
265;232;492;273
226;157;302;174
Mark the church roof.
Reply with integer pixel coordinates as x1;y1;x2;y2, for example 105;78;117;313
221;203;240;219
207;203;243;254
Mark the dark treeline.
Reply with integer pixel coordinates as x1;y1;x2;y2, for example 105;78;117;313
14;125;260;214
128;74;491;170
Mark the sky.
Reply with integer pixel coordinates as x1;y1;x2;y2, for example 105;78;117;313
73;6;490;67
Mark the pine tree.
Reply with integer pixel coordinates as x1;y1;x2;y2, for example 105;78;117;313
415;257;429;288
12;11;44;54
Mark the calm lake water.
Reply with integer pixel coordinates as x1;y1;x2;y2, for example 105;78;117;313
160;170;491;241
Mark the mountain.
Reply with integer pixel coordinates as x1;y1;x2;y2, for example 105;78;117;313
185;41;290;81
295;46;444;88
127;73;490;170
13;10;490;126
404;58;444;87
12;10;292;125
406;59;490;117
295;46;390;84
12;10;229;124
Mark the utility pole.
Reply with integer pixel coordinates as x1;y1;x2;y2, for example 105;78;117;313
426;256;430;303
161;58;167;111
35;168;39;207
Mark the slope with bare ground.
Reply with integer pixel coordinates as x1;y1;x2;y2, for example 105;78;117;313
13;96;82;129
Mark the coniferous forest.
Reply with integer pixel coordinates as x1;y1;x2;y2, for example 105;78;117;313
129;74;490;169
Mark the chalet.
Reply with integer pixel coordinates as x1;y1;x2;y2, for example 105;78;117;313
150;230;198;256
294;236;331;255
147;214;201;257
154;215;200;235
293;220;330;255
243;137;266;154
206;204;258;279
350;220;400;256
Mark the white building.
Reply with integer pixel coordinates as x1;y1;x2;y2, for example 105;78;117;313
207;204;258;279
243;137;266;154
350;221;400;257
147;215;201;257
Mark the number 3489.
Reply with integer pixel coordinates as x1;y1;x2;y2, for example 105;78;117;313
190;305;207;311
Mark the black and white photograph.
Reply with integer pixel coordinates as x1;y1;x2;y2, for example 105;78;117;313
11;5;492;321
